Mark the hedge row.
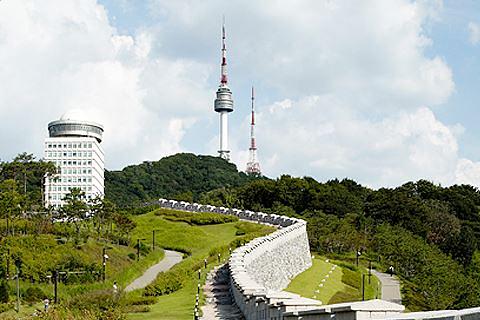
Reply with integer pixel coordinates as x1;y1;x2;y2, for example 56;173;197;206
154;209;238;225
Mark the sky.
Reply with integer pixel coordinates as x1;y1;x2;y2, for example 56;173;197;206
1;0;480;188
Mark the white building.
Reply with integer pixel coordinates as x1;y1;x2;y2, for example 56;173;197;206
44;111;105;208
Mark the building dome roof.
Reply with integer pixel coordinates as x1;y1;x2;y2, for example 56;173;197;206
49;109;104;143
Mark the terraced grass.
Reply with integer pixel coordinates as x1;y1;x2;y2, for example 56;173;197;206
286;257;345;304
286;256;380;305
127;211;274;320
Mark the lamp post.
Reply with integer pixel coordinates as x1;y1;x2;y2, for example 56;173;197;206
152;230;159;251
6;248;10;280
368;260;372;284
53;270;58;304
102;247;110;282
15;266;19;313
356;250;361;266
137;238;146;261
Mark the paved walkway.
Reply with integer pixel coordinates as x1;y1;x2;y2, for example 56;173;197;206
201;264;244;320
371;270;402;305
125;250;183;292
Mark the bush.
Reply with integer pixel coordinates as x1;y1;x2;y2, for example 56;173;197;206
66;289;120;311
342;268;361;289
0;302;11;313
24;286;47;304
123;295;157;306
144;271;183;296
127;253;136;260
154;209;238;225
0;281;9;303
124;305;150;313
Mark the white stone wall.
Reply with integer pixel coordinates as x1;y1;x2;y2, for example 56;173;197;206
156;199;316;320
155;199;476;320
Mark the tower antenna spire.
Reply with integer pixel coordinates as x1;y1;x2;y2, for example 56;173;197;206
246;86;261;175
221;15;228;85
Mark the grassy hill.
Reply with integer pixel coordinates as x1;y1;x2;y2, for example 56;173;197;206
105;153;253;208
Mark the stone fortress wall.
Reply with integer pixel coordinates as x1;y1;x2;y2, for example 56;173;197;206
156;199;319;319
156;199;480;320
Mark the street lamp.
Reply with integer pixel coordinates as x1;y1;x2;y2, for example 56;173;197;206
152;230;160;251
137;238;146;261
102;247;111;282
356;250;361;266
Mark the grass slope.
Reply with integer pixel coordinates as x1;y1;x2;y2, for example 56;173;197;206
127;210;274;320
286;256;380;305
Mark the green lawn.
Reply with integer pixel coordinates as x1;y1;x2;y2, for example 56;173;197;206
127;211;274;320
286;256;381;305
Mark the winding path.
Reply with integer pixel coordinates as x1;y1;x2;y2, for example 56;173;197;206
125;250;183;292
371;270;402;305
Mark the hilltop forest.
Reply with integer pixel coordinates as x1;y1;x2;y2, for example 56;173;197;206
2;152;480;311
105;153;253;207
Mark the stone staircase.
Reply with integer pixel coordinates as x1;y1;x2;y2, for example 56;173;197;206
200;264;244;320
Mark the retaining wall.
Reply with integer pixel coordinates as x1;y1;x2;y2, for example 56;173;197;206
156;199;449;320
156;199;318;319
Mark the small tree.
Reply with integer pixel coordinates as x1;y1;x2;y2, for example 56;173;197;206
61;188;89;234
89;197;116;238
0;179;23;236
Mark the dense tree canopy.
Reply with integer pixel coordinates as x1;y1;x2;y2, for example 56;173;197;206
105;153;254;207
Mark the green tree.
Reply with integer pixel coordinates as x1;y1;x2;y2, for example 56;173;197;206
89;196;116;238
61;188;89;234
0;179;23;235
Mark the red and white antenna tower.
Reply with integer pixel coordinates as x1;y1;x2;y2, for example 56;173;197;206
246;86;261;175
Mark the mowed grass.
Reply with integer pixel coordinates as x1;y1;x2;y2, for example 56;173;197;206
127;210;274;320
286;256;380;305
286;257;345;304
130;210;242;257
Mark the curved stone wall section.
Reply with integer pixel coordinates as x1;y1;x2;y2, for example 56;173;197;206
156;199;466;320
156;199;315;319
156;199;413;320
245;224;311;291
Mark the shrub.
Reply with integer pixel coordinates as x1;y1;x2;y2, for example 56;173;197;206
24;286;47;304
0;302;11;313
144;271;183;296
154;209;238;225
66;289;120;311
124;305;150;313
123;295;157;306
127;253;136;260
342;268;361;289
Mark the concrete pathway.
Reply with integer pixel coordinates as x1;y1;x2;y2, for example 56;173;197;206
371;270;402;305
125;250;183;292
201;264;244;320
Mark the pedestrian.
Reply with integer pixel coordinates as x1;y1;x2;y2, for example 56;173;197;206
43;298;49;312
113;281;118;294
388;265;394;276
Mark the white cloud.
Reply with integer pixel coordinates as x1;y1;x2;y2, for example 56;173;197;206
456;159;480;185
1;0;479;188
253;95;463;187
468;22;480;45
0;0;210;168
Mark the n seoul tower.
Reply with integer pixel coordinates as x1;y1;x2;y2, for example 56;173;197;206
214;19;234;161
